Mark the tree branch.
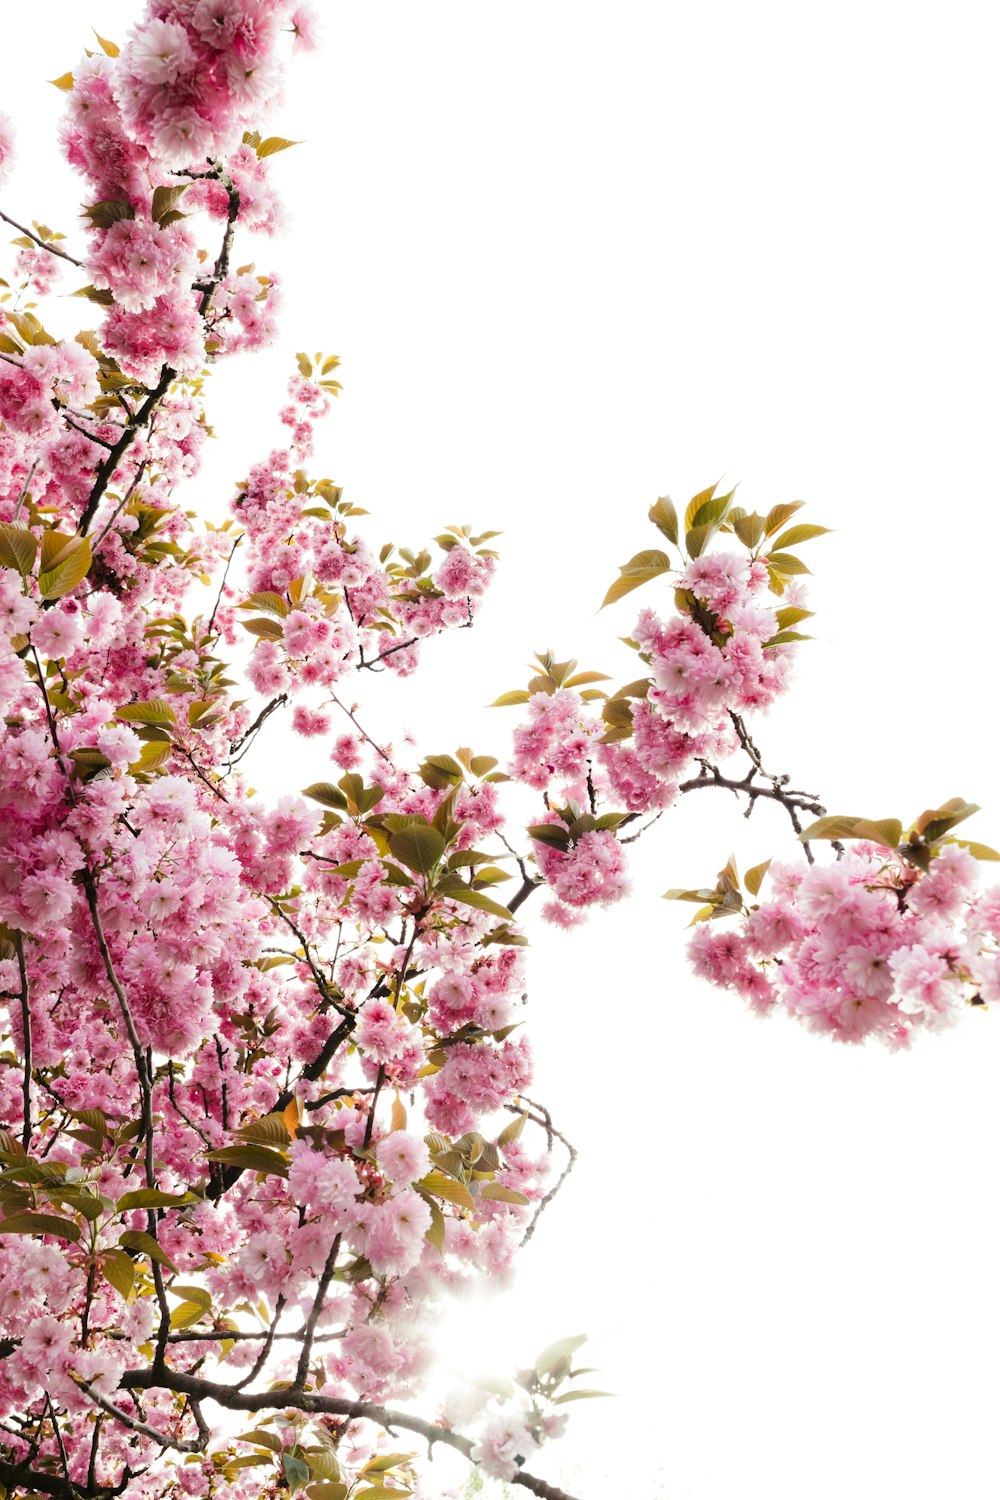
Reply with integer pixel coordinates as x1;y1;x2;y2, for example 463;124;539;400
0;208;84;266
119;1368;580;1500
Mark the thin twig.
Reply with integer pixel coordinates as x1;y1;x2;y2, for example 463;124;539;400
0;209;84;266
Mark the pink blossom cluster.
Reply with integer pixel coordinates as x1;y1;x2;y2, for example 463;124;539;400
511;550;802;924
689;842;1000;1047
0;7;564;1496
217;376;499;722
534;828;630;919
115;3;313;169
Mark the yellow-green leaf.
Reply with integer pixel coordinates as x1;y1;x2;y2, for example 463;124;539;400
744;860;771;898
119;1229;178;1270
205;1145;289;1179
0;1212;81;1241
417;1172;475;1213
0;524;38;575
648;495;679;544
601;550;671;609
37;533;91;599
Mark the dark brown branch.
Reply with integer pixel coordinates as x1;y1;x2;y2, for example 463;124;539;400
63;415;115;448
294;1233;341;1388
73;1378;205;1455
77;365;175;537
226;692;288;765
15;933;31;1149
678;761;825;862
196;168;240;317
205;1015;356;1202
119;1367;580;1500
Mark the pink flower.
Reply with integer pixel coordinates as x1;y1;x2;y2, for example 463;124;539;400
31;608;81;661
470;1412;538;1482
377;1132;431;1186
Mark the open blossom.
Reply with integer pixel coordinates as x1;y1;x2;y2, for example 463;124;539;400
377;1131;431;1186
31;606;81;661
470;1412;538;1481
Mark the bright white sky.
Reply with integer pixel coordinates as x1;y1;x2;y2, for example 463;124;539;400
4;3;1000;1497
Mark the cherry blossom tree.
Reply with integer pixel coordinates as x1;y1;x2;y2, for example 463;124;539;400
1;7;997;1500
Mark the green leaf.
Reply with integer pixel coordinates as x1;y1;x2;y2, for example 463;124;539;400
684;488;736;558
683;482;720;532
744;860;771;898
732;512;767;550
119;1229;178;1271
648;496;679;544
797;815;862;842
764;500;804;535
151;184;188;225
170;1284;212;1311
763;550;810;576
302;782;348;810
302;1448;344;1481
435;875;513;921
37;532;91;599
241;616;284;640
797;815;901;849
850;818;903;849
282;1453;311;1491
238;591;288;617
0;523;38;575
236;1112;292;1146
663;886;719;903
477;1183;530;1205
116;1189;186;1210
0;1212;81;1241
763;630;812;647
914;798;980;843
116;696;176;727
419;754;464;790
601;550;672;609
389;824;445;877
769;523;830;549
82;199;135;230
235;1430;284;1454
553;1389;614;1403
101;1248;135;1299
417;1171;475;1213
498;1112;528;1147
204;1145;289;1179
425;1198;446;1253
774;605;814;630
527;823;571;850
944;837;1000;862
361;1453;415;1474
170;1300;209;1331
536;1333;588;1376
257;136;302;158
